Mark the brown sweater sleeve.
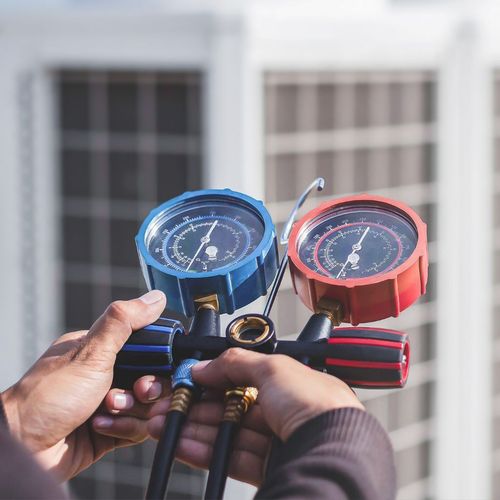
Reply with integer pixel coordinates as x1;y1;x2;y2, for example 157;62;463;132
255;408;396;500
0;427;67;499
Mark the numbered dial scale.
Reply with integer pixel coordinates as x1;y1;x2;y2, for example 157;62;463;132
136;189;279;317
288;194;428;325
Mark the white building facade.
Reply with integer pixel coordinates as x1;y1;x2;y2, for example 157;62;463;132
0;1;498;498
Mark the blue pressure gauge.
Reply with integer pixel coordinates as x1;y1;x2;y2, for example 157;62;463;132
136;189;279;316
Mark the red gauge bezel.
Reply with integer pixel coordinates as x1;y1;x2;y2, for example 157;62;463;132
288;194;428;325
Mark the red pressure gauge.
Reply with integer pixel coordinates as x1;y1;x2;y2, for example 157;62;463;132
288;194;428;325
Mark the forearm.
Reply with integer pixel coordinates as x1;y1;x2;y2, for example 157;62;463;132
256;408;396;500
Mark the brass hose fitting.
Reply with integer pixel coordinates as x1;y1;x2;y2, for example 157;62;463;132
169;387;194;414
194;293;219;312
315;297;343;326
223;387;258;423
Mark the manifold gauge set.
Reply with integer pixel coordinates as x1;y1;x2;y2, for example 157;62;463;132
114;180;428;500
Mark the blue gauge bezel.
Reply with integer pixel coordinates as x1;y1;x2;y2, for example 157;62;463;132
136;189;274;280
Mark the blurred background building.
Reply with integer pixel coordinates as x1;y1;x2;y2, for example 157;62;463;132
0;0;497;499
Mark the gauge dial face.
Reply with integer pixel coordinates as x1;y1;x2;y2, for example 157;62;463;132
297;205;418;280
145;199;265;273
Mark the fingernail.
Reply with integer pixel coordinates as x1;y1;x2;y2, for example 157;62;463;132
148;381;163;401
191;360;211;373
113;393;134;410
139;290;165;305
94;416;114;428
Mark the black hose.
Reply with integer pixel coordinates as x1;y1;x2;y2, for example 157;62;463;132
145;305;220;500
204;421;237;500
145;410;187;500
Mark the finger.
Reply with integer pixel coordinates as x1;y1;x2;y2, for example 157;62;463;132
148;414;167;439
181;421;217;445
175;438;265;487
233;427;271;458
148;399;270;435
191;349;273;390
92;415;149;443
133;375;170;404
200;388;226;402
227;447;266;486
180;422;270;457
82;290;167;357
104;389;154;419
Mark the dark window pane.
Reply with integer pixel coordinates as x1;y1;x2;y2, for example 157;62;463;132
425;262;437;303
70;477;97;499
63;216;92;262
111;285;143;302
156;154;199;202
157;82;199;135
271;84;299;133
354;82;370;128
406;323;434;364
88;151;108;200
389;146;402;187
354;149;370;191
423;80;436;122
109;151;139;200
387;382;433;430
317;84;335;131
395;442;431;488
114;442;144;465
332;83;355;130
273;154;298;202
388;82;404;125
414;203;434;242
110;264;142;290
423;143;436;182
108;80;138;132
315;152;335;197
110;219;141;267
189;82;202;135
64;281;93;330
115;482;144;500
61;149;91;197
190;155;202;190
59;80;90;131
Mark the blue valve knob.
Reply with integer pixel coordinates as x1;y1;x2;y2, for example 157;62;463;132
113;318;184;389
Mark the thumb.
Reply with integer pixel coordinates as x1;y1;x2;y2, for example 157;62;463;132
191;348;272;390
83;290;167;356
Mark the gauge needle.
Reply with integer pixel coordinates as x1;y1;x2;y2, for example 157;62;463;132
336;226;370;279
186;220;218;271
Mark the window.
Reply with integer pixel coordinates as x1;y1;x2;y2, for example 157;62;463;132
57;69;203;499
264;70;437;498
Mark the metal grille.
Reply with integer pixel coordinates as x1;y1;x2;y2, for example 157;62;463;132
264;71;437;500
57;69;203;499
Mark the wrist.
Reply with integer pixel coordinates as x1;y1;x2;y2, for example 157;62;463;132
1;385;22;440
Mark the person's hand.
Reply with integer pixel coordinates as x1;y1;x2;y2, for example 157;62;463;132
1;290;167;481
147;348;364;486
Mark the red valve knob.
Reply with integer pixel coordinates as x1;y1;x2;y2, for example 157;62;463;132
324;327;409;389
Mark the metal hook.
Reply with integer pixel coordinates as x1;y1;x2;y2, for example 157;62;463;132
263;177;325;317
280;177;324;245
